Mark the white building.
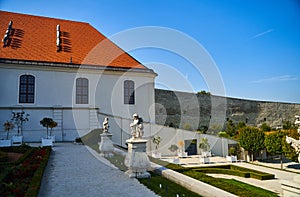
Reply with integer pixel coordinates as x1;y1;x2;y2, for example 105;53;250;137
0;11;157;143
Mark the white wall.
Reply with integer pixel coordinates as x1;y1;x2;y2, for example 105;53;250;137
0;63;156;142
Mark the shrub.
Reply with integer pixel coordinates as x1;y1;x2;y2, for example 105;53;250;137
0;151;8;162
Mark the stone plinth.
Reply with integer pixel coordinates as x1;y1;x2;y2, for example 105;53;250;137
282;175;300;197
99;133;114;156
124;138;151;178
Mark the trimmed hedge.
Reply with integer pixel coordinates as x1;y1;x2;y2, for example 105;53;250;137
194;168;250;178
0;146;52;197
230;165;275;180
25;147;51;197
0;151;8;162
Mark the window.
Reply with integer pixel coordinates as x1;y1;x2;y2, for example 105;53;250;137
19;74;35;103
124;80;135;105
76;78;89;104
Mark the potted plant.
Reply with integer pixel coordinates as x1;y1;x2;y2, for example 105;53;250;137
48;120;57;143
0;121;14;147
199;138;210;163
168;144;180;163
226;146;237;162
11;111;29;144
40;117;55;147
152;136;162;158
177;140;188;157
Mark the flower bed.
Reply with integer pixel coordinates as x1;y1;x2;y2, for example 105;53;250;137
0;145;51;196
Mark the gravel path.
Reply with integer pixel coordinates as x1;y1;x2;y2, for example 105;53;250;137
38;143;158;197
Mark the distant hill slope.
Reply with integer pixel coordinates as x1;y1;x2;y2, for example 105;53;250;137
155;89;300;133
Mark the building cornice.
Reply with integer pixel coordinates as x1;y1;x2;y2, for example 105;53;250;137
0;58;158;77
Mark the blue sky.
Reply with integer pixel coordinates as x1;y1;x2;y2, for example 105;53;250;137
1;0;300;103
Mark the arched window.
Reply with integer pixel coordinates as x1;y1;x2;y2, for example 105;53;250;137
76;78;89;104
124;80;135;105
19;74;35;103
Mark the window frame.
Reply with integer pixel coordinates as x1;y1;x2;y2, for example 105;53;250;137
18;74;35;104
124;80;135;105
75;77;89;104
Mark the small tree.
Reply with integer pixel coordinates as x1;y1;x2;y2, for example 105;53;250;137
49;121;58;136
11;111;29;135
283;129;300;162
238;126;265;161
264;130;286;169
168;144;179;153
260;123;271;132
224;119;237;137
3;121;14;140
199;138;210;154
152;136;162;152
40;117;55;138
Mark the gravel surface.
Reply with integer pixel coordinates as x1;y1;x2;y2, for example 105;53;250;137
38;143;158;197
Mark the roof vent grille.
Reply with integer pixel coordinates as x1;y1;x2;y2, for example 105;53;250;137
56;24;61;52
2;20;13;47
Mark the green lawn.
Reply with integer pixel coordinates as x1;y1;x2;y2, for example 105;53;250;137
80;131;278;197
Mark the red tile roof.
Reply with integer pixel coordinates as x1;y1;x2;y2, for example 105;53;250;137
0;11;146;69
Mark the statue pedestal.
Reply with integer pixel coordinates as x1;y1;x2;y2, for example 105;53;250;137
124;138;151;178
282;175;300;197
99;133;114;156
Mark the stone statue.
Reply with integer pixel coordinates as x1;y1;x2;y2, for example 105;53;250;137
284;116;300;163
295;115;300;134
103;117;109;133
130;113;144;139
286;136;300;163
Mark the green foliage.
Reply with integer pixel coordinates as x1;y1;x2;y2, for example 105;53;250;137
139;172;201;197
149;158;276;196
0;151;8;162
25;147;51;197
236;121;246;130
195;168;250;178
264;131;285;155
168;144;178;152
260;123;271;132
282;129;300;162
224;119;237;137
197;125;208;134
283;121;296;130
11;111;29;135
196;90;211;95
229;146;237;156
239;126;265;154
80;129;103;152
152;136;162;150
218;131;230;138
182;170;277;197
199;138;210;152
183;123;192;131
0;146;51;196
40;117;57;137
3;121;14;140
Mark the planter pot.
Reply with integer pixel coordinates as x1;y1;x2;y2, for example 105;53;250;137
202;151;211;157
0;139;12;147
173;157;180;164
177;152;188;158
47;135;55;143
41;138;53;147
199;156;210;164
12;136;23;144
152;152;162;159
226;155;237;162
